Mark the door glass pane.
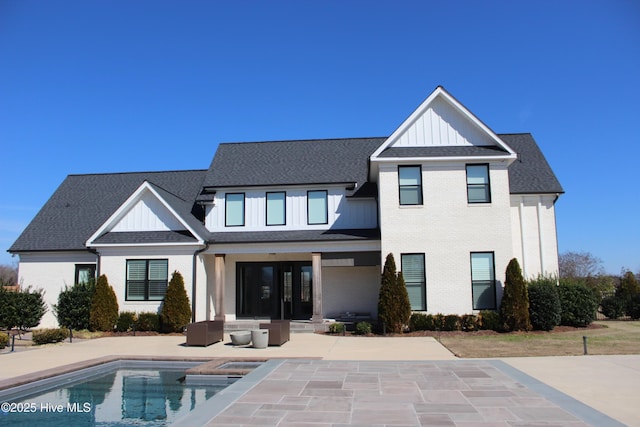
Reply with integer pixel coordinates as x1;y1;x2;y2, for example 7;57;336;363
283;270;292;303
258;266;275;316
300;266;312;303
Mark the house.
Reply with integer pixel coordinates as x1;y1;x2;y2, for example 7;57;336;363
9;86;563;328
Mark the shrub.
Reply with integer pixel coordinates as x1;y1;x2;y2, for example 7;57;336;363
442;315;460;331
136;312;160;332
89;275;119;332
527;280;561;331
377;254;411;334
54;281;95;330
499;258;532;332
433;313;445;330
328;323;345;334
558;281;598;327
160;271;192;333
0;333;8;349
410;313;436;331
355;321;372;335
459;314;478;332
116;311;137;332
600;295;626;320
478;310;500;331
32;328;69;345
0;286;47;333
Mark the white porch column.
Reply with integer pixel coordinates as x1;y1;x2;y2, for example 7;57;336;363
214;254;226;321
311;252;323;323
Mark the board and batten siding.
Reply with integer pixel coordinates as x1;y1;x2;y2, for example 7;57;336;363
112;191;186;232
391;96;495;148
206;186;377;232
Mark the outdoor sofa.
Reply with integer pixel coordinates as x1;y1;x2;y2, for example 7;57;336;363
185;320;224;346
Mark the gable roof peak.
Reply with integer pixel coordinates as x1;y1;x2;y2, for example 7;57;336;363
371;86;516;160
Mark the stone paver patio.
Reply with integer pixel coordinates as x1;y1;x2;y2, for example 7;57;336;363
179;359;623;427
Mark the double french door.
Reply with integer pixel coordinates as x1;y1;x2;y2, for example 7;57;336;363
236;262;312;320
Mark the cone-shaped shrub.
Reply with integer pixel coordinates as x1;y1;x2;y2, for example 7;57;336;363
160;271;192;333
499;258;532;332
378;253;411;333
89;275;119;331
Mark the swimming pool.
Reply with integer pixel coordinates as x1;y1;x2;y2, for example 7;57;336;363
0;360;240;426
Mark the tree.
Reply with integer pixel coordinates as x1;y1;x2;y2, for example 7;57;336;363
0;263;18;287
377;253;411;334
559;251;604;278
616;271;640;315
499;258;531;332
89;275;119;331
54;281;95;330
160;271;192;333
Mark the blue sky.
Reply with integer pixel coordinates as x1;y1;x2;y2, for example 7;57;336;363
1;1;638;274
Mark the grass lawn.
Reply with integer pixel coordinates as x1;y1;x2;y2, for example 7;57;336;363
436;320;640;358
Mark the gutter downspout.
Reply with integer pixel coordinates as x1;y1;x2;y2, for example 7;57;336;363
192;243;209;323
87;248;101;276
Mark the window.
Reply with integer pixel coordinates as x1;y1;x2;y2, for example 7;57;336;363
466;164;491;203
75;264;96;285
307;190;328;225
398;166;423;205
401;254;426;310
126;259;168;301
266;192;286;226
225;193;245;226
470;252;496;310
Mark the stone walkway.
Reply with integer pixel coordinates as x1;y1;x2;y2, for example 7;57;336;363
175;359;624;427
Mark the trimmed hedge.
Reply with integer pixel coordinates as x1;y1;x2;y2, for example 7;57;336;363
478;310;500;331
355;321;372;335
116;311;137;332
328;323;345;334
32;328;69;345
558;282;598;327
136;312;160;332
528;281;561;331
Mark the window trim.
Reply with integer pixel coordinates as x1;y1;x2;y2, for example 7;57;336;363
470;251;497;310
225;192;245;227
74;264;96;285
266;191;286;226
401;253;426;311
125;259;169;301
398;165;423;205
466;163;491;204
307;190;328;225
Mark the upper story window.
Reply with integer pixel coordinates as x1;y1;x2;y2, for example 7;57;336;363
266;191;286;226
307;190;328;225
126;259;168;301
466;164;491;203
398;166;423;205
225;193;245;226
470;252;496;310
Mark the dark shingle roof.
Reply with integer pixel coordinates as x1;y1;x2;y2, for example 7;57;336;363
379;145;510;158
93;231;199;244
501;134;564;194
209;228;380;244
202;138;386;189
9;170;207;252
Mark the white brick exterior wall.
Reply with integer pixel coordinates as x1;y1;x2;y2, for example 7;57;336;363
378;161;514;314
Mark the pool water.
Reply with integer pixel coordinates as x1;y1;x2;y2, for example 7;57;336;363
0;361;236;426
